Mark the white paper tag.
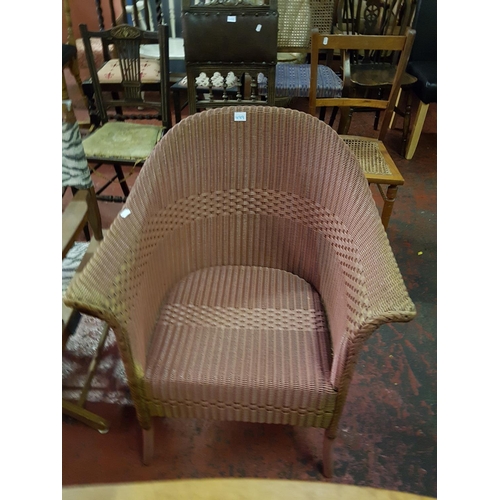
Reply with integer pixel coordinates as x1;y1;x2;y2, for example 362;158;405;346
227;15;236;22
234;111;247;122
323;37;329;45
120;208;131;218
256;24;262;32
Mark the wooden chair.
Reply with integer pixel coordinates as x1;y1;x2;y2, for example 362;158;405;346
333;0;417;154
79;1;169;127
171;0;342;122
309;29;415;229
79;23;171;203
179;0;278;113
62;100;110;433
404;0;436;159
63;0;85;102
64;105;416;476
272;0;341;107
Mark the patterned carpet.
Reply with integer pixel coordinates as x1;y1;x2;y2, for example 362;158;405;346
62;314;131;405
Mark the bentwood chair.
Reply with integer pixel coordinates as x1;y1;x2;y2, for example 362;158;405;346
64;106;416;476
62;100;110;433
309;29;415;229
79;23;171;202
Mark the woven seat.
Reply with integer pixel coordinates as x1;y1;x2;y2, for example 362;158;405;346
145;265;335;426
64;106;416;477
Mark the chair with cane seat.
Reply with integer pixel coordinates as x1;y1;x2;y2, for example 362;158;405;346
309;29;415;229
64;105;416;476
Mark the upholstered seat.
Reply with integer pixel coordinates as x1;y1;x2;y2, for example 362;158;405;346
97;57;161;83
407;60;437;105
82;122;164;161
274;64;342;98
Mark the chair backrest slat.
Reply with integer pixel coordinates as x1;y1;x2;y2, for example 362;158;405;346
309;28;415;140
80;23;171;128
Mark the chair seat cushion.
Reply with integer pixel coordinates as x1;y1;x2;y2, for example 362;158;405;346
407;60;437;104
144;265;336;427
97;58;161;84
82;122;163;161
272;63;343;98
62;44;77;66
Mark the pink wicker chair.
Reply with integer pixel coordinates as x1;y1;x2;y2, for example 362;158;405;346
64;106;416;476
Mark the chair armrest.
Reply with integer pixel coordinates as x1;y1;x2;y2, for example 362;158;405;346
321;208;416;391
63;188;164;374
62;189;89;258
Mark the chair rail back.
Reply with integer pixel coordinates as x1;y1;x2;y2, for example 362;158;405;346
309;28;415;139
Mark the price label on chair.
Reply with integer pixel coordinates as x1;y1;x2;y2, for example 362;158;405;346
234;112;247;122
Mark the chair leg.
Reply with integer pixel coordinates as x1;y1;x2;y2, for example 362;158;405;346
405;100;430;160
113;164;130;198
389;88;402;129
142;425;154;465
378;184;398;230
401;90;412;157
62;399;110;433
328;106;339;127
322;432;335;478
69;56;86;103
338;107;353;134
63;70;70;101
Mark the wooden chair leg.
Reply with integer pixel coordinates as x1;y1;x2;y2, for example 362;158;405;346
63;70;70;101
322;432;335;478
113;164;130;198
389;88;402;129
69;56;86;102
378;184;398;230
328;106;339;127
62;399;110;433
401;90;412;157
338;107;353;134
405;100;430;160
142;425;155;465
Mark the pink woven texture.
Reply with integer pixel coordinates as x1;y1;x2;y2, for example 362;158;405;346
64;106;415;433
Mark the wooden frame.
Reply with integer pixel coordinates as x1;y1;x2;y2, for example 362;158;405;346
309;29;415;229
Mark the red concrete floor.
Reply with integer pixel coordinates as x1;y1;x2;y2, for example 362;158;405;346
62;70;437;497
